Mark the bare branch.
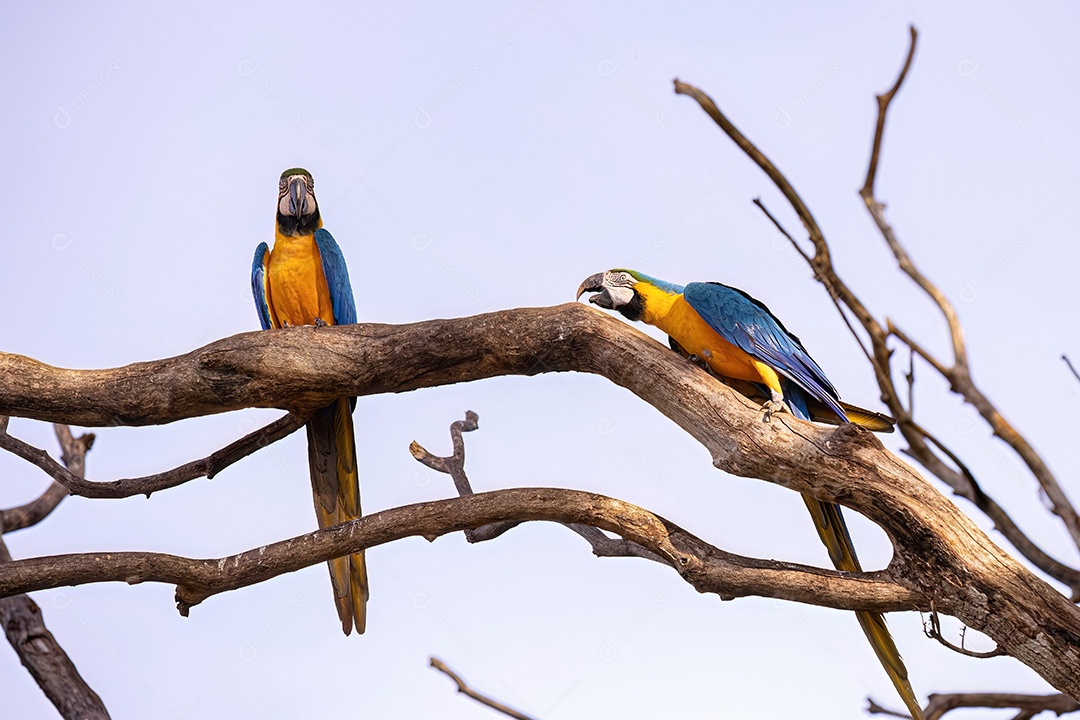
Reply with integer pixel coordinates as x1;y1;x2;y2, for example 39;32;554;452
856;30;1080;554
1064;355;1080;385
924;604;1004;659
1;308;1079;693
866;698;910;718
0;413;304;499
0;487;923;619
430;657;537;720
1;481;68;533
904;424;1080;600
0;428;110;719
0;541;111;719
676;31;1080;604
871;693;1079;720
412;412;666;562
861;25;918;199
410;410;519;541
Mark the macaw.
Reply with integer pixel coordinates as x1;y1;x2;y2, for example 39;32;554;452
577;269;924;720
251;168;368;635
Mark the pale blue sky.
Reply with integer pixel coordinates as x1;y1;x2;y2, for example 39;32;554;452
2;2;1078;717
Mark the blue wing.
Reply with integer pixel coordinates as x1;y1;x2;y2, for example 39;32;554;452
251;242;273;331
314;228;357;326
682;282;847;422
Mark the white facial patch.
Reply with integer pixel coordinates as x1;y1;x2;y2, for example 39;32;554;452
606;285;635;307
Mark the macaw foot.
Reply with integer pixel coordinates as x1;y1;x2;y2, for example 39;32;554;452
282;321;292;328
761;400;781;423
685;353;711;371
314;317;328;328
761;389;787;423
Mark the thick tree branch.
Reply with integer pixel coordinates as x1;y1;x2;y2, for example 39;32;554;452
0;427;110;720
0;306;1078;695
0;540;110;720
0;487;921;616
870;693;1079;720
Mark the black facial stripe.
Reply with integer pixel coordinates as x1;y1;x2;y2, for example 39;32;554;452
618;292;644;322
276;207;321;236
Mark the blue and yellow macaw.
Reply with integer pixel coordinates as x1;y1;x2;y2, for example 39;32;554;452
251;168;368;635
577;269;923;720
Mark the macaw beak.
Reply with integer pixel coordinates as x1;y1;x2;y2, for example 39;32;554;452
288;176;309;217
576;272;606;302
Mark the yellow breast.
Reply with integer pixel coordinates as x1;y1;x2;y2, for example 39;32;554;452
637;285;779;390
266;232;335;328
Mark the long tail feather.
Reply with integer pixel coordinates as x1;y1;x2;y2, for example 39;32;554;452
307;398;368;635
802;497;923;720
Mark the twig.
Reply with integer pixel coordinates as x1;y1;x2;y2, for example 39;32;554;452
1064;355;1080;385
861;25;918;200
924;603;1003;659
866;698;910;718
2;426;94;532
430;657;537;720
0;413;305;499
409;411;520;541
411;413;667;563
752;197;876;366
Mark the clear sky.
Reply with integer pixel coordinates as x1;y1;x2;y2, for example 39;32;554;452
2;2;1078;717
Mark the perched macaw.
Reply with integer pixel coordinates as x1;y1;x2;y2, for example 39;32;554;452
251;168;368;635
577;269;924;720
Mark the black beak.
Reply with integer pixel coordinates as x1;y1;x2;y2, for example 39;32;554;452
288;176;309;217
576;272;606;302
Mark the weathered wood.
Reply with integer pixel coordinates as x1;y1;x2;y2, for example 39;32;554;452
0;303;1078;696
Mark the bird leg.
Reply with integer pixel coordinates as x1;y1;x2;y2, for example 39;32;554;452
314;317;328;328
761;388;787;423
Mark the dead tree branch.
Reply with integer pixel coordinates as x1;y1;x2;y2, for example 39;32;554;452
412;411;666;562
410;410;520;541
0;414;305;500
924;604;1004;659
870;693;1079;720
0;427;110;720
858;28;1080;553
0;307;1078;695
0;487;923;616
674;28;1080;601
430;657;537;720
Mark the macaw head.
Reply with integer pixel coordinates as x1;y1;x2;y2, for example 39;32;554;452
276;167;322;236
576;269;648;321
578;269;687;324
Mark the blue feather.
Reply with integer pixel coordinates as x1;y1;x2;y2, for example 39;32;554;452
314;228;357;326
682;282;848;422
251;242;273;331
